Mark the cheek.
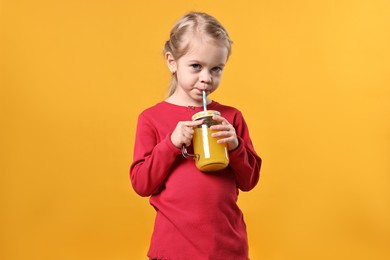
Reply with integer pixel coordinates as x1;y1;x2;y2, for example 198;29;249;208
209;83;220;93
212;77;221;86
178;73;197;87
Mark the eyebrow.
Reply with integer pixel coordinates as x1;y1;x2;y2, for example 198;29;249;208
188;60;225;67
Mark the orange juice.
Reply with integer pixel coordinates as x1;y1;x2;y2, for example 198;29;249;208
192;112;229;172
180;110;230;171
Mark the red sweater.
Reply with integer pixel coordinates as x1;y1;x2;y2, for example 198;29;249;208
130;101;261;260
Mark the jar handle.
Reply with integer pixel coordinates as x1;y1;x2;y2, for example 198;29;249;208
181;145;199;160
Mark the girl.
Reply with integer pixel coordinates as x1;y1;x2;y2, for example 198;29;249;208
130;11;262;260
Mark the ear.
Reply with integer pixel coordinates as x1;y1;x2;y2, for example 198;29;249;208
165;52;177;74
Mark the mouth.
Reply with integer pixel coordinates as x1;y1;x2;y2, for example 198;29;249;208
196;89;209;95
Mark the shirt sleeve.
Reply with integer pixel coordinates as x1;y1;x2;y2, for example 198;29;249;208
228;112;262;191
130;113;181;197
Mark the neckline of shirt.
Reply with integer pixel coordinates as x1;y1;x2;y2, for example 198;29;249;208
162;100;217;110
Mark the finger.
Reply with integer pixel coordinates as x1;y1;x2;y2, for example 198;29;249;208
212;115;229;125
211;130;230;138
178;120;202;126
187;120;204;127
210;124;229;131
216;134;236;143
216;137;229;143
184;139;192;147
182;129;194;139
210;123;234;132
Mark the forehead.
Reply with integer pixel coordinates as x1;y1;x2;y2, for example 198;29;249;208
181;34;229;64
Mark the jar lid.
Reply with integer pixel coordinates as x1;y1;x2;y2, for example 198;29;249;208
192;110;221;121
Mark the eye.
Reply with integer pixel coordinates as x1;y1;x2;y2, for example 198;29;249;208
190;64;202;70
211;67;223;73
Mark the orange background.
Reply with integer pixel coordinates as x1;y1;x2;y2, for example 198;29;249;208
1;0;389;259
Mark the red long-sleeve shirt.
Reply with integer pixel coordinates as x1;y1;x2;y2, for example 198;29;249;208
130;101;261;260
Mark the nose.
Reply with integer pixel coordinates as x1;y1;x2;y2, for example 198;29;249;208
200;70;212;87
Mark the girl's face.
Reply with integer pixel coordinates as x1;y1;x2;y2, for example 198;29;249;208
167;36;229;106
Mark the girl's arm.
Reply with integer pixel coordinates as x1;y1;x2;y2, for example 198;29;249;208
228;134;262;191
130;114;181;197
211;113;261;191
130;114;203;197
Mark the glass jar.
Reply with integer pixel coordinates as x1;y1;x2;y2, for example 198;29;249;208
182;110;229;172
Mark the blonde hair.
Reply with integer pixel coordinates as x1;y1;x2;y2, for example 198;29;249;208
163;12;233;97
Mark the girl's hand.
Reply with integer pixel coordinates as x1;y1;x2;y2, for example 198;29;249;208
171;120;204;148
210;115;239;151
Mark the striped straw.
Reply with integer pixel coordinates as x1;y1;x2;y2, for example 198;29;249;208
202;90;207;111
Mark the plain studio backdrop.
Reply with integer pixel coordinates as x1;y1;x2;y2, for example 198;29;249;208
1;0;389;259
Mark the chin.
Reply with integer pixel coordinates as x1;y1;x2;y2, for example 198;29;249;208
191;96;203;104
191;92;202;98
